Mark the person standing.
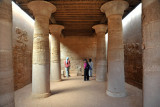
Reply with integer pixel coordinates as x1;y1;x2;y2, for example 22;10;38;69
68;58;71;76
88;58;93;77
83;59;89;81
65;57;70;78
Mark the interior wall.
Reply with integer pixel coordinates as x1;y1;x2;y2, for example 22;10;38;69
12;2;34;90
11;1;142;90
122;4;142;89
60;35;97;75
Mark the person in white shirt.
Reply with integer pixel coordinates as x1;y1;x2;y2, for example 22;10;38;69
88;58;93;77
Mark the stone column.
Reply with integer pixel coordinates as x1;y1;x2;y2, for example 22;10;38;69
92;24;107;81
142;0;160;106
28;1;56;98
0;0;15;106
49;25;64;82
101;0;129;97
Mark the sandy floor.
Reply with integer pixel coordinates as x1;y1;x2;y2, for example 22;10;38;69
15;76;142;107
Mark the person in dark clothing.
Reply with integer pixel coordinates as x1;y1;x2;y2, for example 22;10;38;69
83;59;89;81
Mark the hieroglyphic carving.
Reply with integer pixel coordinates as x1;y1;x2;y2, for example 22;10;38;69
124;43;141;55
15;27;28;52
124;43;142;88
13;27;32;90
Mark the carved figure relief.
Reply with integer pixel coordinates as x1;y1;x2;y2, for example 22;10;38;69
15;27;28;52
124;43;141;55
124;43;142;88
13;27;32;90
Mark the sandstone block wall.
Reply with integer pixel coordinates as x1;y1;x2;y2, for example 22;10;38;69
12;4;34;90
123;4;142;88
60;35;97;75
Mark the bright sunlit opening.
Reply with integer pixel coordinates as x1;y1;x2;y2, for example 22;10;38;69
12;1;34;25
122;3;142;28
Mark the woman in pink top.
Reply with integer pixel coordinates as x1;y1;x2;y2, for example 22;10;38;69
83;59;89;81
65;57;70;77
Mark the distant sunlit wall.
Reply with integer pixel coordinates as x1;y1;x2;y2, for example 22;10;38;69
122;3;142;43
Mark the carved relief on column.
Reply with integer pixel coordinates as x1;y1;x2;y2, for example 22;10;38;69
28;1;56;65
93;24;107;60
92;24;107;81
49;25;64;63
13;27;32;90
28;1;56;98
101;0;129;97
49;24;64;81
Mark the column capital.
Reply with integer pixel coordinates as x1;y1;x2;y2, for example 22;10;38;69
49;24;64;36
28;1;56;18
100;0;129;18
92;24;107;34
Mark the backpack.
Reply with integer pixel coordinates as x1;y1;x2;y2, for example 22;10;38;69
88;62;92;70
86;63;91;70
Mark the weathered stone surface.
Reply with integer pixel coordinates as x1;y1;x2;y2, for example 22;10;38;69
142;0;160;106
32;36;50;64
12;2;34;91
60;36;97;75
27;1;56;19
49;24;64;81
107;15;126;97
122;4;143;89
124;43;142;88
0;0;15;106
28;1;56;98
101;0;128;97
100;0;129;18
13;28;32;90
92;24;107;81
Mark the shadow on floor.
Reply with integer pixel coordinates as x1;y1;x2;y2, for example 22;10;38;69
51;87;77;95
50;85;91;95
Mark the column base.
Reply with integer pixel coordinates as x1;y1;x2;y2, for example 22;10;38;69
32;92;51;98
106;90;126;97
